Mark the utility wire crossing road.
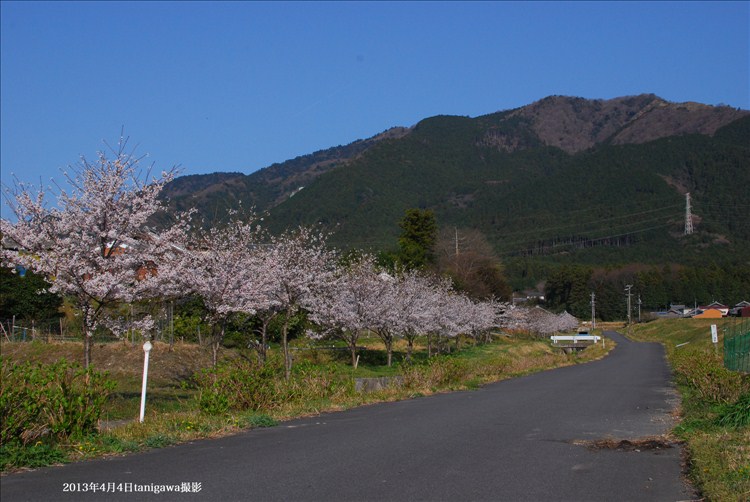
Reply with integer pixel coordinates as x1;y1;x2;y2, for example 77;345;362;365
1;331;696;501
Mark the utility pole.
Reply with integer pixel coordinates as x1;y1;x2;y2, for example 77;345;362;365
637;295;642;323
625;285;633;325
684;193;694;235
590;292;596;329
455;227;459;256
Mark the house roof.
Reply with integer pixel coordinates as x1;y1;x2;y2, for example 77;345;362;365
705;301;728;308
693;308;723;318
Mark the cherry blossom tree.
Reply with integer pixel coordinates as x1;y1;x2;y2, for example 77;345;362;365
306;254;380;367
363;270;406;367
393;271;446;362
506;306;579;336
177;213;277;367
305;255;509;366
0;138;188;367
265;227;337;379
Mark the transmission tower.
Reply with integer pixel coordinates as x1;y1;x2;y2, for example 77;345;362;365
684;193;694;235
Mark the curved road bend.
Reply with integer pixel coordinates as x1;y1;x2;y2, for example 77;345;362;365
1;331;697;501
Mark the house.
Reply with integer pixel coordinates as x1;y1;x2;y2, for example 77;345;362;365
698;301;729;316
693;308;723;319
512;291;545;305
667;304;689;317
730;301;750;316
740;307;750;318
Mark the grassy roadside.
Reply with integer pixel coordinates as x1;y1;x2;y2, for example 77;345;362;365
1;332;611;472
628;318;750;502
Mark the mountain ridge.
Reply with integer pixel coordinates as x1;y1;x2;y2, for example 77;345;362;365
163;94;747;218
160;94;749;272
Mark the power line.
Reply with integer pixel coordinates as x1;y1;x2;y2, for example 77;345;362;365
497;222;674;257
488;203;683;242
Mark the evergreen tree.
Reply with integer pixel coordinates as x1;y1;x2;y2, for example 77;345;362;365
397;209;437;270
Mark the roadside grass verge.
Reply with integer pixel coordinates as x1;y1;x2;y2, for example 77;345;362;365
629;318;750;502
1;332;612;471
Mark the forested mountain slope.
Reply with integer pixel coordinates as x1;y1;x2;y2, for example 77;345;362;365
161;95;749;269
161;127;410;221
264;100;750;264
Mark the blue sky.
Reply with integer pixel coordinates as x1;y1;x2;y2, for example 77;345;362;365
1;1;748;213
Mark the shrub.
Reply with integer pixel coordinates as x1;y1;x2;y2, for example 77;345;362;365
195;357;354;415
401;356;470;389
285;361;352;402
0;357;115;445
716;392;750;429
195;359;281;414
672;350;747;404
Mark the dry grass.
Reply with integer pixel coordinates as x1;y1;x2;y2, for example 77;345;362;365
1;340;219;385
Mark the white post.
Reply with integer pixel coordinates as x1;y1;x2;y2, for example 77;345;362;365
710;324;718;355
139;341;153;423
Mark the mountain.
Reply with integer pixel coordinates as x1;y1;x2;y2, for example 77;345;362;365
161;126;411;221
161;94;750;270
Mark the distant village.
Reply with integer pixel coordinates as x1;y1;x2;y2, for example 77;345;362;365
511;293;750;320
659;301;750;319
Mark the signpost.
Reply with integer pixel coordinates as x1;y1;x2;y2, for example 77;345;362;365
710;324;718;355
139;340;153;423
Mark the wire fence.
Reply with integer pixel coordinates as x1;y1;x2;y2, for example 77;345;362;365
0;317;80;343
724;318;750;373
0;311;179;345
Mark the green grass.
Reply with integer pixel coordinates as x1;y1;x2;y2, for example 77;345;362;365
629;318;750;502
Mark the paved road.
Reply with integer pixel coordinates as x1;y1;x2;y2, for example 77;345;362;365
2;331;696;501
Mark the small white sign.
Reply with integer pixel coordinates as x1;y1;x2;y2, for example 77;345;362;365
710;324;718;344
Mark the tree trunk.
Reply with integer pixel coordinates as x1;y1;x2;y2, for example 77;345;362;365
212;340;220;368
282;316;291;380
211;324;224;368
81;303;94;369
259;317;270;363
386;337;393;367
83;330;93;369
427;333;433;357
406;336;414;363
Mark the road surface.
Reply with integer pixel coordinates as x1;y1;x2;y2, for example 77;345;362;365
1;331;696;501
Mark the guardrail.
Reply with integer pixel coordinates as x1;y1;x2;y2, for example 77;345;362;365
550;335;601;344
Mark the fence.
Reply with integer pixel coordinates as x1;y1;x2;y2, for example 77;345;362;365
724;319;750;373
1;314;175;345
0;317;77;343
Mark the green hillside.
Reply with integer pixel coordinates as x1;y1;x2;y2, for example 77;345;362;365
161;127;410;225
264;114;750;267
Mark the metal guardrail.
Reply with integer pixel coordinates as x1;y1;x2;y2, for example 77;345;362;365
550;335;602;344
